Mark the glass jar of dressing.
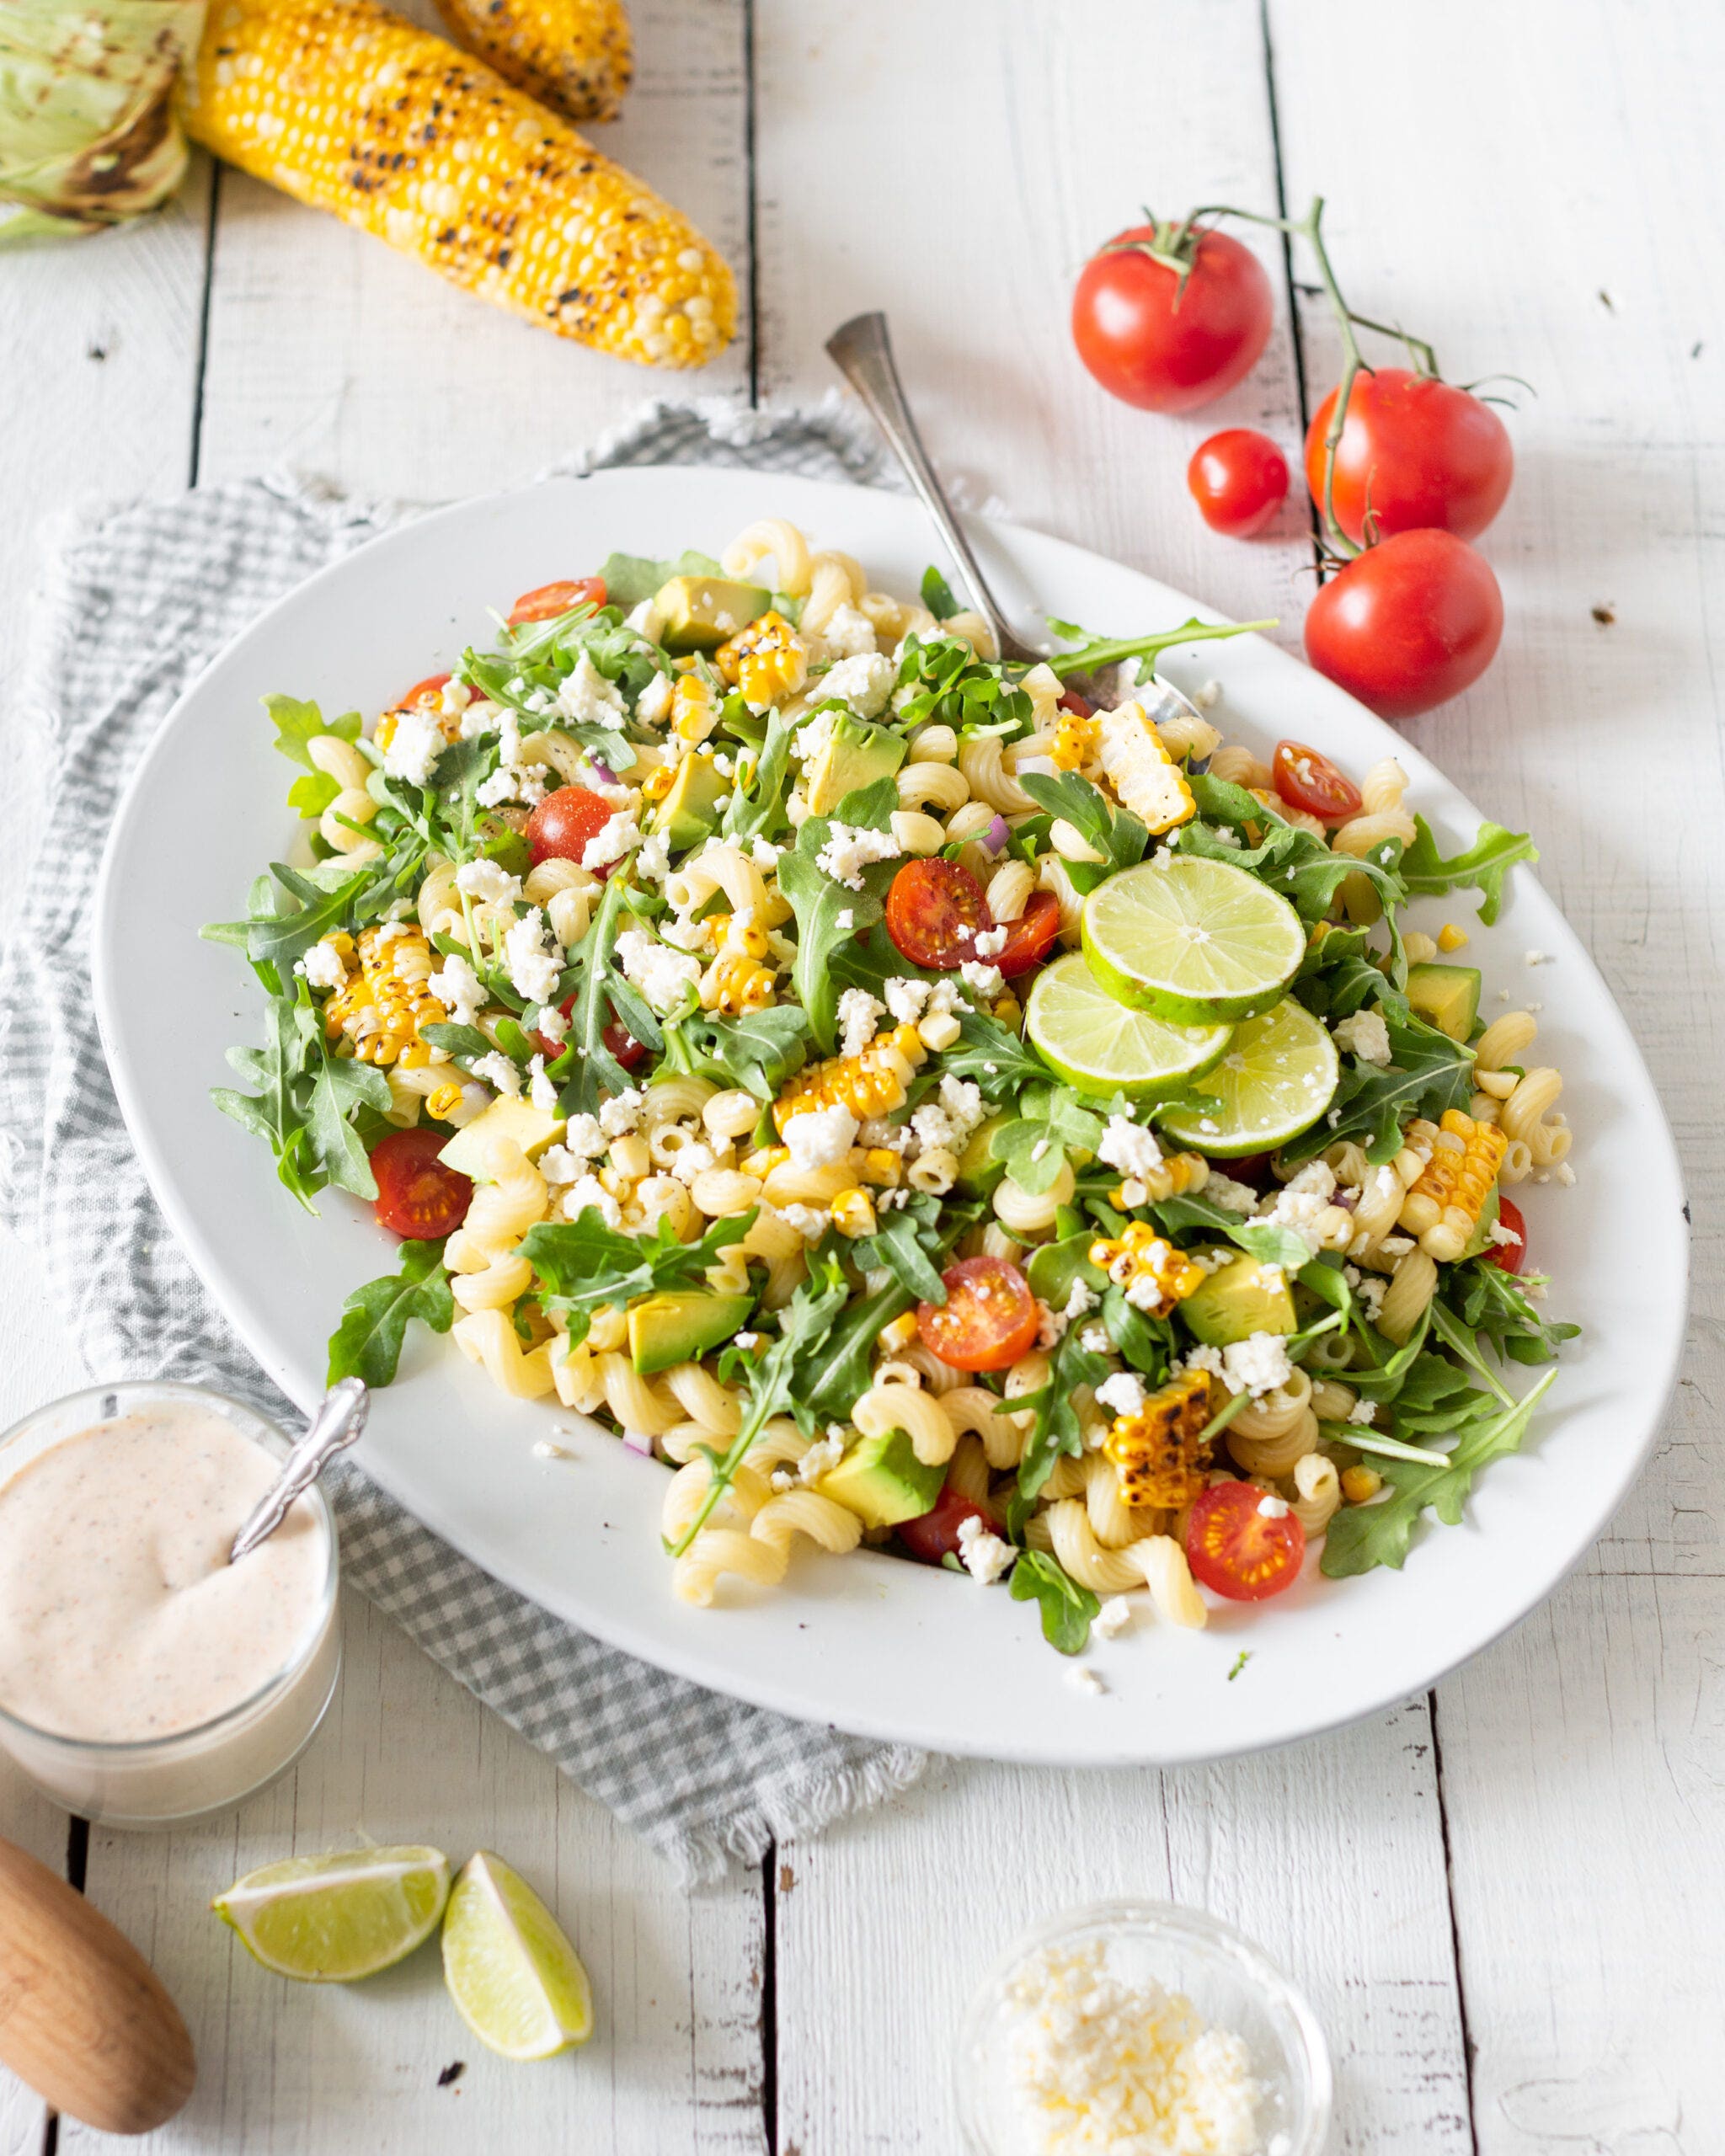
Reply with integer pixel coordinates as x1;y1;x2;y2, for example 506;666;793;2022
0;1381;341;1828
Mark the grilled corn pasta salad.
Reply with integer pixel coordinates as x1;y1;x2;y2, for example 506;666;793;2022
206;520;1574;1652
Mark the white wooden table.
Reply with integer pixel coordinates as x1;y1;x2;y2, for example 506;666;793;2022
3;3;1721;2148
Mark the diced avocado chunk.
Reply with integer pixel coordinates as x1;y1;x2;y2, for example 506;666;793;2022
955;1112;1009;1199
1406;961;1482;1043
438;1098;563;1180
815;1422;948;1531
648;751;729;851
1180;1249;1297;1348
655;574;771;652
628;1292;755;1376
804;713;907;817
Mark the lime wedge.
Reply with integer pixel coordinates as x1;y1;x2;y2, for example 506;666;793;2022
441;1851;594;2061
1024;952;1232;1100
213;1846;450;1983
1081;856;1306;1023
1156;996;1340;1155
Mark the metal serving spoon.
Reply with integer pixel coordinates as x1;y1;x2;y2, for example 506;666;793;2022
825;310;1214;731
230;1376;368;1563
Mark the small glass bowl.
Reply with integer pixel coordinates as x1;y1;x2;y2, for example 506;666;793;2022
0;1380;342;1830
956;1898;1332;2156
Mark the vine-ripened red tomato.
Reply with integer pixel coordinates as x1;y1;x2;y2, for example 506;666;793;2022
507;577;607;626
885;857;992;971
1304;529;1503;720
992;890;1062;978
1273;741;1363;824
1185;1481;1306;1602
1072;225;1274;414
526;784;615;867
1306;368;1513;547
1485;1195;1528;1274
370;1127;473;1241
1188;429;1290;538
917;1256;1040;1374
898;1485;1003;1566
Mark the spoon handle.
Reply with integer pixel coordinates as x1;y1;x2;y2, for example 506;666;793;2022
825;312;1029;662
229;1377;367;1563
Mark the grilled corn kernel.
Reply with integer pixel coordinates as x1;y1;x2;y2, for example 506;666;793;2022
699;948;776;1017
671;675;719;743
425;1080;466;1120
1100;1150;1210;1209
1096;702;1196;833
1085;1223;1208;1316
430;0;632;124
859;1146;903;1188
1399;1107;1509;1261
714;611;808;705
640;760;677;803
708;910;772;960
1437;922;1470;953
1051;707;1096;771
830;1187;878;1239
1341;1464;1383;1504
877;1310;921;1353
773;1022;927;1129
323;925;448;1067
1104;1369;1215;1509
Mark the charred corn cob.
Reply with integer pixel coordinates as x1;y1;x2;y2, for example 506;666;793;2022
1103;1369;1215;1509
714;611;807;706
772;1022;927;1128
1398;1108;1508;1261
181;0;734;368
1051;705;1096;771
324;925;450;1066
1105;1150;1210;1207
699;948;776;1017
1096;701;1195;834
1086;1222;1208;1316
430;0;631;123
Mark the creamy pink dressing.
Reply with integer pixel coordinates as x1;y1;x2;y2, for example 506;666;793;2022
0;1401;328;1744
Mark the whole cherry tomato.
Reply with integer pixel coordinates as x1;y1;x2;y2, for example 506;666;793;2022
1072;225;1274;414
1306;368;1513;547
1273;741;1363;824
897;1484;1003;1566
884;857;991;971
526;784;615;867
1185;1481;1306;1601
1484;1195;1528;1274
917;1256;1041;1373
991;890;1062;978
1304;530;1503;720
508;578;607;626
1188;430;1290;538
370;1127;473;1241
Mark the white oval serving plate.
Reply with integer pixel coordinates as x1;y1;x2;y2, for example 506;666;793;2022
93;466;1687;1764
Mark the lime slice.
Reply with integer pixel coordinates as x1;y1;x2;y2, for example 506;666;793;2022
441;1851;594;2061
213;1846;450;1983
1024;952;1232;1100
1081;856;1306;1023
1156;996;1340;1155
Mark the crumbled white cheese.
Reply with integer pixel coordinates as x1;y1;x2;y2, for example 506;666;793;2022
883;974;932;1023
1079;1324;1111;1355
910;1102;957;1154
1487;1219;1524;1248
554;653;628;730
1092;1596;1132;1637
635;670;675;727
810;604;878;661
816;820;902;889
959;959;1006;1000
558;1113;606;1160
1065;1664;1108;1696
471;1050;522;1099
837;987;884;1059
598;1087;644;1138
797;1433;846;1484
559;1173;621;1228
503;905;563;1006
296;938;348;991
820;651;895;718
537;1002;569;1047
615;928;702;1014
1097;1114;1164;1182
1194;679;1222;710
581;811;643;873
973;924;1009;958
1094;1372;1148;1418
1332;1007;1392;1065
1347;1399;1378;1426
793;707;839;765
527;1054;559;1113
1524;948;1551;967
427;953;487;1028
382;707;445;787
624;598;662;643
456;858;522;905
1201;1171;1258;1214
1064;1278;1099;1321
459;698;499;740
1256;1492;1291;1519
536;1145;582;1184
777;1201;831;1241
669;1137;718;1187
1224;1331;1295;1398
750;837;782;871
955;1512;1015;1585
783;1104;859;1172
635;830;672;885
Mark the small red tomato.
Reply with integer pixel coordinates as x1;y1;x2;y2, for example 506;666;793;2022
991;890;1062;979
1185;1481;1306;1602
531;995;649;1070
884;857;992;972
917;1256;1041;1374
1306;367;1513;547
370;1127;473;1241
1304;530;1503;720
1056;687;1094;718
394;671;451;711
508;578;607;626
1188;429;1290;538
526;784;615;867
898;1484;1003;1566
1484;1195;1527;1274
1072;225;1274;414
1272;740;1364;824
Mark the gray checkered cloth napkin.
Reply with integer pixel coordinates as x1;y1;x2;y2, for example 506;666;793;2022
0;398;927;1883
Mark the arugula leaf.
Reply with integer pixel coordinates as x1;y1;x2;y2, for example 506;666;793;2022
1009;1549;1100;1655
894;635;1033;738
521;1208;752;1343
1181;776;1407;924
1295;921;1408;1022
667;1256;851;1556
1017;1315;1112;1502
598;548;723;610
795;1278;914;1424
461;649;638;768
850;1196;948;1303
921;565;961;620
287;771;342;820
211;992;325;1210
265;693;360;771
991;1086;1106;1195
666;1005;813;1102
1102;1283;1173;1380
305;1046;391;1199
831;774;900;831
1441;1261;1581;1367
777;819;892;1052
558;877;649;1113
941;1010;1049;1099
1044;614;1269;686
1321;1369;1557;1577
327;1238;454;1387
1281;1009;1474;1165
1400;816;1538;926
722;707;798;845
245;859;386;969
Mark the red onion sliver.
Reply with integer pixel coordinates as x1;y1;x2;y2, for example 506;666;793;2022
622;1428;654;1456
983;813;1010;854
590;760;618;787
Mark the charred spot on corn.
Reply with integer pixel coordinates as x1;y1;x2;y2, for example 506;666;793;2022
1103;1369;1216;1510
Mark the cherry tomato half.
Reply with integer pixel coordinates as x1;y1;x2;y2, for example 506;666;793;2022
1184;1481;1306;1602
1485;1195;1527;1274
1304;529;1503;721
508;578;607;626
1056;687;1094;718
917;1256;1041;1374
1273;740;1363;824
370;1127;473;1241
885;857;992;972
527;785;615;867
897;1484;1003;1566
992;889;1062;979
531;995;649;1070
1072;225;1274;414
394;671;451;711
1306;367;1513;547
1188;429;1290;539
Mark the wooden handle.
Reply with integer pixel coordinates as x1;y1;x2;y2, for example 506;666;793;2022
0;1833;195;2135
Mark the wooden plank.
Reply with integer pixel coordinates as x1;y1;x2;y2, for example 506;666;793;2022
67;1591;766;2156
194;0;751;498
